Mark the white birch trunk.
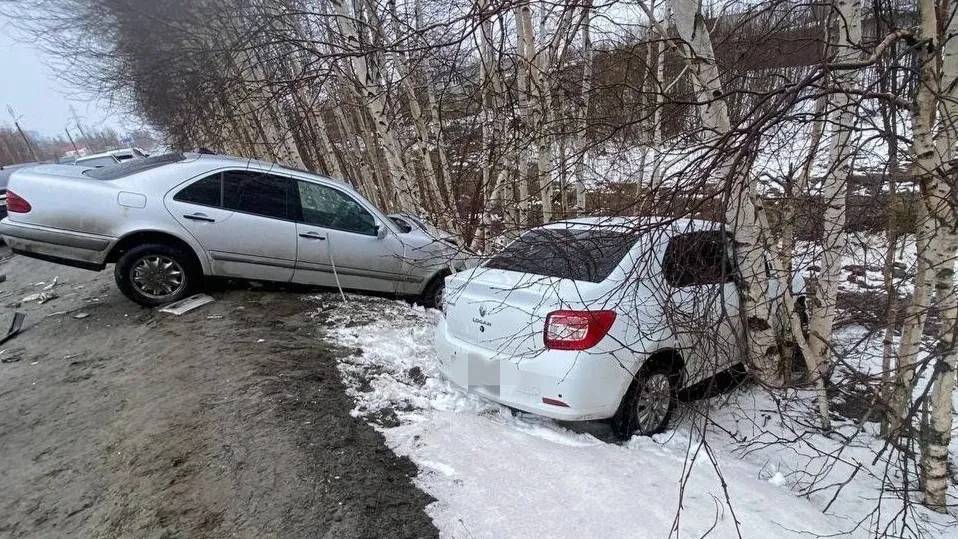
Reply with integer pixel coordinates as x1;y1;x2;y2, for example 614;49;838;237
658;0;786;385
781;94;828;278
333;99;388;207
311;107;345;180
919;0;958;510
534;5;554;223
807;0;861;382
572;1;593;214
650;34;665;187
329;0;419;213
515;2;535;226
471;2;513;251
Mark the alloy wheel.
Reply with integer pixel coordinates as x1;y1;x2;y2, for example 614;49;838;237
131;254;185;299
634;373;673;434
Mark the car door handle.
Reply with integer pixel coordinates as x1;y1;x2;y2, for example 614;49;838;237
299;232;326;240
183;213;215;223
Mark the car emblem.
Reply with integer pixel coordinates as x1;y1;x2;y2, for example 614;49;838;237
479;305;487;318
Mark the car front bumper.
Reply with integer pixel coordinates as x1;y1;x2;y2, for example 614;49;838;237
434;316;628;421
0;219;114;270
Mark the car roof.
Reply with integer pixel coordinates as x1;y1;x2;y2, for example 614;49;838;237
544;216;724;234
76;152;120;161
190;153;352;188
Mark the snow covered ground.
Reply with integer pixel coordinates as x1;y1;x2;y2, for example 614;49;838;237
319;296;958;539
794;232;920;296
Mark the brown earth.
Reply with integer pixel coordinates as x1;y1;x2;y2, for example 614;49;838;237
0;248;437;539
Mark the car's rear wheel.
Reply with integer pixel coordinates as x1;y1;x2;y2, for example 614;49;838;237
115;243;199;307
611;364;680;440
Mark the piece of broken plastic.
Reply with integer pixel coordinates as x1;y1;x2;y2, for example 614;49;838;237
159;294;215;315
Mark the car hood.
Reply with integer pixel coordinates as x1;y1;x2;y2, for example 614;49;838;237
399;229;479;271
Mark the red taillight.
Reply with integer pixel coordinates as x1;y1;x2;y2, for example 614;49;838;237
544;310;616;350
6;190;31;213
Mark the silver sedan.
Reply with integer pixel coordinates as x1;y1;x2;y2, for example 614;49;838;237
0;153;471;306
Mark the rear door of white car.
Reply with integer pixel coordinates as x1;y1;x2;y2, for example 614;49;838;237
660;231;743;384
166;170;297;281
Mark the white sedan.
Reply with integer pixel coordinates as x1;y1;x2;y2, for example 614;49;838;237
436;217;802;439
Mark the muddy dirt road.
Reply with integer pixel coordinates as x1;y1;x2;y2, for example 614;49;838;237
0;249;437;539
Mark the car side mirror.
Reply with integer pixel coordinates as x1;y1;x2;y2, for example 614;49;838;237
376;225;387;240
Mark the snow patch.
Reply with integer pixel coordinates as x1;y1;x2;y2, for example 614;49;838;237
325;297;958;539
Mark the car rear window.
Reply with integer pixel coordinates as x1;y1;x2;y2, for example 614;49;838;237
82;152;186;180
485;228;639;283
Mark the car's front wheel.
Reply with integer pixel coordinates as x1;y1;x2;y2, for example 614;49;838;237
419;274;446;309
611;364;680;441
115;243;199;307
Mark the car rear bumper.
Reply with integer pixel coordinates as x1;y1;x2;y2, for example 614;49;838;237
434;316;628;421
0;219;113;269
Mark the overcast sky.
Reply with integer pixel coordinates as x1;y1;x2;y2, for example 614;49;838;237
0;14;130;138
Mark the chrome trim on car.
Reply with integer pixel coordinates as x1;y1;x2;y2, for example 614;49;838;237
294;259;421;283
209;251;298;270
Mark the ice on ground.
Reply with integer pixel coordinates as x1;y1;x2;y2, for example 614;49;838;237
326;297;958;539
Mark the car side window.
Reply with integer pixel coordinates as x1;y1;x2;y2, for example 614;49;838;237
662;231;735;287
223;170;292;220
174;173;223;207
390;216;413;233
297;181;378;236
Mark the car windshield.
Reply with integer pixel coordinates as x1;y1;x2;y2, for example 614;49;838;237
484;228;639;283
82;152;186;180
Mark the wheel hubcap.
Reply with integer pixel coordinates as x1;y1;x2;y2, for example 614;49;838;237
131;255;184;298
635;373;672;433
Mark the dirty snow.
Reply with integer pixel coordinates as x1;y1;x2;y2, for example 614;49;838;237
326;298;958;539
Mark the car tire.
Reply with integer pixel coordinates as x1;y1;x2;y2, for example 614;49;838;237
611;364;680;441
114;243;200;307
419;274;446;309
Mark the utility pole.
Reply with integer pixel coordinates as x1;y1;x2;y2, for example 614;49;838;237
65;127;79;155
69;106;90;149
6;105;39;162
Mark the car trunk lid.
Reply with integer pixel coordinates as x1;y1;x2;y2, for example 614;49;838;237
444;268;566;358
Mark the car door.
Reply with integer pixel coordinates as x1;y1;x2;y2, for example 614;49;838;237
291;179;408;293
661;231;743;385
166;170;297;282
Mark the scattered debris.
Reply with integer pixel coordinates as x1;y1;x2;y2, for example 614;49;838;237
206;314;224;320
0;348;16;364
159;294;215;315
22;291;58;304
0;311;26;347
256;338;265;343
43;277;59;291
73;313;90;320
